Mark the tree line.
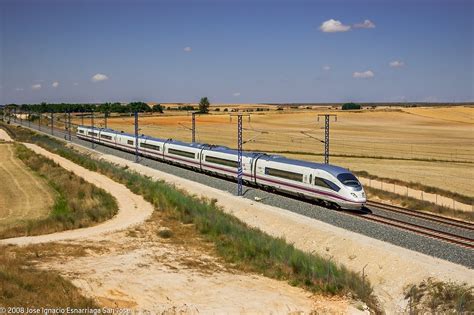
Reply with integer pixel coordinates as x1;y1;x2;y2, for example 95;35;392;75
3;102;163;114
3;97;211;114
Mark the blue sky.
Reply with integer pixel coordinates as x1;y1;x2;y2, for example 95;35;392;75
0;0;472;104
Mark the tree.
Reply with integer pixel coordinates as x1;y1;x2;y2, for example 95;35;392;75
342;102;361;110
153;104;164;113
198;97;210;114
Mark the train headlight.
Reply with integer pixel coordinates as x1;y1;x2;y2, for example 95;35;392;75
351;193;357;198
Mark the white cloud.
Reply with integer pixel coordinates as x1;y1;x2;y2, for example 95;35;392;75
354;19;376;29
52;81;59;88
31;84;42;90
183;46;192;52
319;19;351;33
389;60;405;68
353;70;374;79
322;65;331;71
91;73;109;82
15;88;24;91
232;92;241;97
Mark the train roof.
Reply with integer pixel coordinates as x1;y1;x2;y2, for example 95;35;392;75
79;125;351;175
259;154;350;177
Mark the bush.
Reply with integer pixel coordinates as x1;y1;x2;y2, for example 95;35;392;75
342;103;362;110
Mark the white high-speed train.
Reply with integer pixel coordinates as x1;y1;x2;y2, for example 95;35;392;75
77;126;366;210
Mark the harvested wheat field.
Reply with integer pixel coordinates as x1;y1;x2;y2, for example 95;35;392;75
92;106;474;197
0;143;56;231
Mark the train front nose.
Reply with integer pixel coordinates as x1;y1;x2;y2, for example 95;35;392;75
349;189;366;202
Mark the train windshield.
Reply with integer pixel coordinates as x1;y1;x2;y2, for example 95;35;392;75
337;173;361;188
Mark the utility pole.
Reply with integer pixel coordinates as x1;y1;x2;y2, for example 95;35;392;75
51;111;54;135
67;110;72;141
134;111;139;163
230;113;251;196
317;114;337;164
104;111;108;129
91;110;95;149
13;107;17;123
38;112;41;131
192;112;196;143
19;109;23;125
28;109;31;127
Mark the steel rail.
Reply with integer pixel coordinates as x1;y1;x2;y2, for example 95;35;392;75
367;200;474;231
347;211;474;249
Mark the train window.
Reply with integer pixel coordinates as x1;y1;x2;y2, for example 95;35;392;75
205;155;238;168
309;174;312;184
127;140;134;145
314;177;340;192
88;132;98;137
79;130;84;134
101;134;112;140
140;142;160;151
337;173;361;188
265;167;303;182
168;148;195;159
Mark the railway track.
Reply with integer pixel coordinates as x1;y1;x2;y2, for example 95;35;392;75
357;201;474;249
367;200;474;231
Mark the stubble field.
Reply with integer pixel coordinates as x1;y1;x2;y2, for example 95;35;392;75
73;106;474;197
0;143;55;231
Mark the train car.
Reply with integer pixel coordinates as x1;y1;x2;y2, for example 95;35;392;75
201;146;256;181
254;155;365;210
76;125;366;209
163;140;204;170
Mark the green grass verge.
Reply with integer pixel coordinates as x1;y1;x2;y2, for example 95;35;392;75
0;143;118;239
1;123;381;310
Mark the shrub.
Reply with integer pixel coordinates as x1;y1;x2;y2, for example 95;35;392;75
342;103;362;110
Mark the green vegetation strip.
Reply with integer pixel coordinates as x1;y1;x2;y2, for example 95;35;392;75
1;123;380;310
0;143;118;239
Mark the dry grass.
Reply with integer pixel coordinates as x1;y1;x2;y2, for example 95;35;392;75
0;244;98;308
0;143;118;239
365;187;473;222
0;144;55;231
82;106;473;198
404;278;473;313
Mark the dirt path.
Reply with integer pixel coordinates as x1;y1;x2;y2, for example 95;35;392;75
0;143;154;245
99;153;474;313
0;128;13;142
